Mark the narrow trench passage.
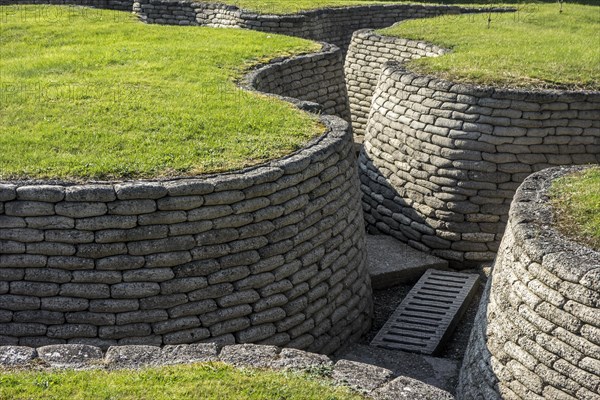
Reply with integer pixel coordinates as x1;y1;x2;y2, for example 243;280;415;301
361;278;484;360
335;26;486;362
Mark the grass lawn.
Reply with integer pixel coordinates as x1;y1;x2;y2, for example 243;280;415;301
222;0;482;15
378;3;600;90
213;0;597;15
550;167;600;252
0;5;322;180
0;362;365;400
231;0;399;14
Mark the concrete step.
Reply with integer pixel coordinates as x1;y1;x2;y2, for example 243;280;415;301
370;269;479;355
367;234;449;289
334;343;459;394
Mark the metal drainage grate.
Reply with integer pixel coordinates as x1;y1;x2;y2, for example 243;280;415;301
370;269;479;355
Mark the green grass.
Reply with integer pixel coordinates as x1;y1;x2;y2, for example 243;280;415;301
0;362;365;400
212;1;597;15
0;5;322;180
550;167;600;252
225;0;483;15
231;0;397;14
378;3;600;90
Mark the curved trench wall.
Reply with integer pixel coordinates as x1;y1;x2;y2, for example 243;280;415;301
355;31;600;265
0;13;371;353
345;29;448;140
458;166;600;399
247;43;351;121
133;1;472;54
0;119;371;353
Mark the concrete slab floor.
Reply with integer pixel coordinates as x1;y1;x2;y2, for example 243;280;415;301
366;234;449;289
334;343;459;394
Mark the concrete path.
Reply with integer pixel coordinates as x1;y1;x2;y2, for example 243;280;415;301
367;235;448;289
335;343;459;394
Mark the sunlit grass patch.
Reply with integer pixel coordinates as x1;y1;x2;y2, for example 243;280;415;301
0;362;366;400
378;3;600;90
0;5;322;180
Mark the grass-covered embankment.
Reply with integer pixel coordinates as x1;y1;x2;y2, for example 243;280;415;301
0;362;365;400
209;0;598;15
550;167;600;252
0;5;322;180
231;0;395;13
378;3;600;90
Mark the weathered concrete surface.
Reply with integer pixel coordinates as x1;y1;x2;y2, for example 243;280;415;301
373;376;455;400
335;344;459;394
367;235;449;289
0;346;37;367
37;344;103;368
332;359;395;393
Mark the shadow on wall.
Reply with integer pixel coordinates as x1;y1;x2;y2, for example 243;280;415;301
358;146;501;269
454;280;501;399
359;153;444;254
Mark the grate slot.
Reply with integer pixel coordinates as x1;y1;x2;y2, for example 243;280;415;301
429;276;468;284
389;325;437;334
419;285;461;293
430;271;470;278
398;312;443;321
382;338;428;347
405;307;447;315
371;269;479;355
412;296;453;304
390;329;437;341
416;290;457;299
407;301;451;310
386;331;433;340
422;281;463;289
396;318;440;328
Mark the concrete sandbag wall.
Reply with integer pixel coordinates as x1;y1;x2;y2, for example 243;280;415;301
0;17;372;353
458;166;600;399
352;30;600;266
